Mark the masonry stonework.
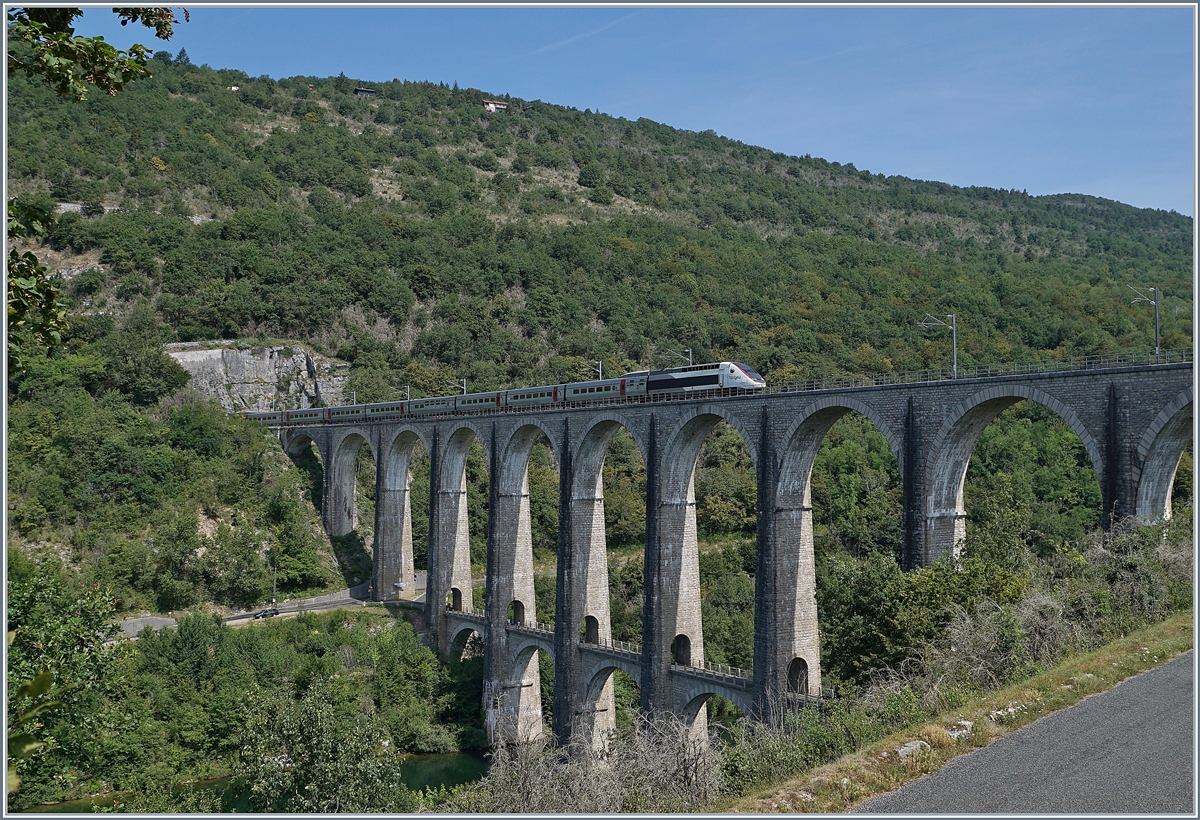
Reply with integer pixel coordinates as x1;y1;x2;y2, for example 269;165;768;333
276;362;1191;746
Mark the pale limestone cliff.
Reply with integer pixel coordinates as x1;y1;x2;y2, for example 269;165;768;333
165;342;349;412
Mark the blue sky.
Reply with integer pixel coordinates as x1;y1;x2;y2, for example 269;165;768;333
74;5;1196;216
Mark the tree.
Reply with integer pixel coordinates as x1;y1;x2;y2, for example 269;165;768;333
7;200;67;374
6;7;185;101
577;164;604;188
241;681;418;812
6;557;122;801
5;7;184;375
6;661;65;795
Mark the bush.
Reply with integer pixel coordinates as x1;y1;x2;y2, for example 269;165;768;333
588;186;614;205
444;713;723;813
470;151;499;172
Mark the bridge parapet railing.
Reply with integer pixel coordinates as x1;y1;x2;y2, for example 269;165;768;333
507;619;555;635
672;659;751;683
583;636;643;657
446;605;486;624
767;347;1193;396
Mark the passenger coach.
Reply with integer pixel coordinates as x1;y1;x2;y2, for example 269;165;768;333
245;361;766;425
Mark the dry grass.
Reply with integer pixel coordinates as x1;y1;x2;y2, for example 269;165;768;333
916;724;953;749
721;610;1193;813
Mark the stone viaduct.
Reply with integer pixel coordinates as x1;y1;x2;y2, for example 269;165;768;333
268;356;1192;747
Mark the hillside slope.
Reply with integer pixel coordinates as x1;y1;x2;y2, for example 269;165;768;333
6;57;1192;400
5;58;1192;618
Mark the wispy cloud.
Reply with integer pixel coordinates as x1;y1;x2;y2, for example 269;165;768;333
490;10;642;65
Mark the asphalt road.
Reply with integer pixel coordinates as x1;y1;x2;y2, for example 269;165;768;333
853;651;1195;814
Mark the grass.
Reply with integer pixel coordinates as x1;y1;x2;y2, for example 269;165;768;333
720;610;1194;813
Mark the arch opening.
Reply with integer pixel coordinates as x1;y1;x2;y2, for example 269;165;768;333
449;627;484;662
434;428;489;615
508;599;526;626
405;441;432;572
500;426;560;556
960;400;1104;561
611;668;640;732
660;414;759;723
331;434;376;588
581;615;600;644
808;413;903;562
787;657;809;695
448;587;463;612
497;425;559;641
671;633;692;666
1172;441;1193;514
582;666;640;740
377;431;426;601
536;647;553;732
706;694;745;736
572;420;646;662
1136;397;1193;522
927;389;1103;565
776;404;900;696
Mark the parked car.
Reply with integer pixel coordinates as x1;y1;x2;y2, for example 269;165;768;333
253;608;280;619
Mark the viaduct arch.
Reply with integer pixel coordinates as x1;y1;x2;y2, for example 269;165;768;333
275;358;1191;747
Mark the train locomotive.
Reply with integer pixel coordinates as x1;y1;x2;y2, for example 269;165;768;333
245;361;766;425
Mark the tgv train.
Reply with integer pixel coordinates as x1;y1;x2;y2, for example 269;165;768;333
245;361;766;425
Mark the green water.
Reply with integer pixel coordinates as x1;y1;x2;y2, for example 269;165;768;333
23;752;488;813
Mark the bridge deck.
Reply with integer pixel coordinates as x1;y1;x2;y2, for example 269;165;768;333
260;348;1190;427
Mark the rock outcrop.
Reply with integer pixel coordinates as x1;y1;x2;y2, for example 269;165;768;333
166;342;349;412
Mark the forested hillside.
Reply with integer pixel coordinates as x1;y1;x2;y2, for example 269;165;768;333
6;51;1193;810
7;54;1192;392
7;49;1192;592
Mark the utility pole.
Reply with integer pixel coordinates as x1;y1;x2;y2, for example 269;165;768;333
919;313;958;379
659;348;693;367
1129;286;1161;362
448;379;467;394
586;360;603;380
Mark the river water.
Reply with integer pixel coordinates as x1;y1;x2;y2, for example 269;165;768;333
23;752;488;813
